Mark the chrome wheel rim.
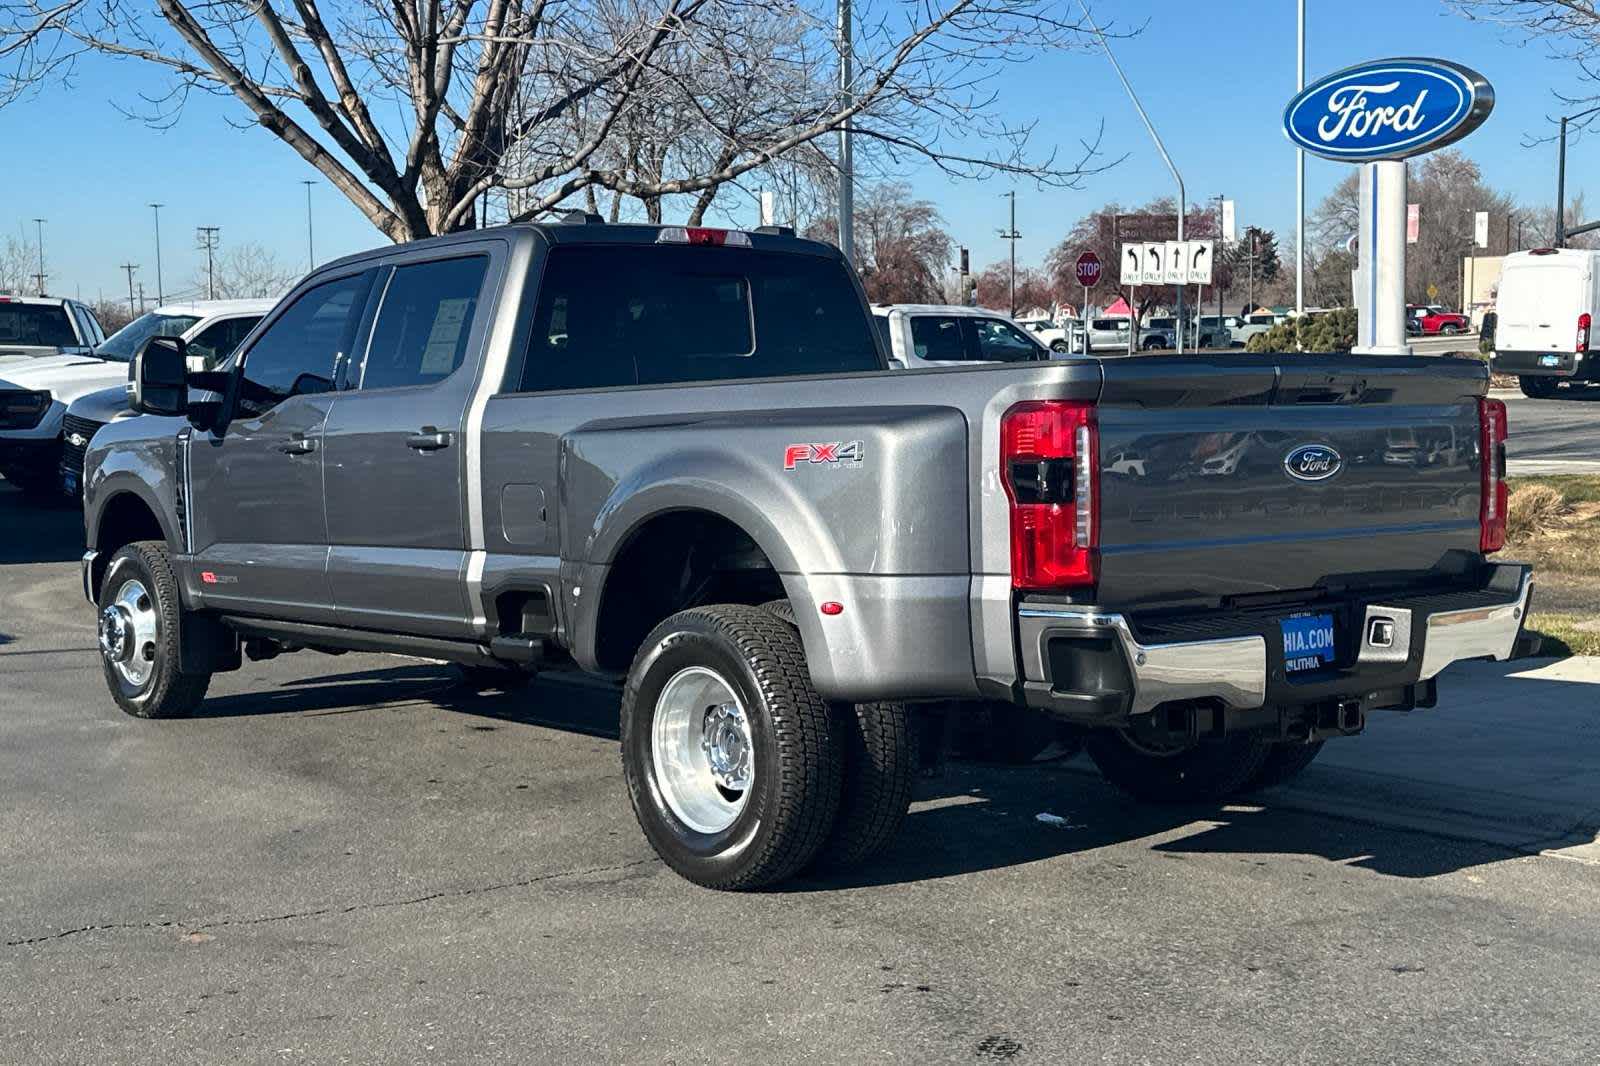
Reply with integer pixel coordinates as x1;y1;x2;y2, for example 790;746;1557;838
100;578;158;689
651;666;754;834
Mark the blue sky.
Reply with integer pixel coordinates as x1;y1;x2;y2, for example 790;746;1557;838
0;0;1591;301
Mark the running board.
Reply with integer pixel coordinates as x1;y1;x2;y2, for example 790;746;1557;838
219;616;501;667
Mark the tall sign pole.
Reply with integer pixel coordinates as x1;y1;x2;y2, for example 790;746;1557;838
1295;0;1306;328
1284;58;1493;355
837;0;853;265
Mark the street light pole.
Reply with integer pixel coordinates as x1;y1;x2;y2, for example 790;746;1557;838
836;0;853;266
1079;1;1185;352
31;217;45;295
150;203;165;305
196;226;220;300
1555;104;1600;248
301;180;316;269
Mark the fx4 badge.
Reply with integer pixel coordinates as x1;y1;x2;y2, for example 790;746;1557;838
784;441;864;471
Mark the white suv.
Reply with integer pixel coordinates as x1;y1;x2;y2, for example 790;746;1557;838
1;299;272;499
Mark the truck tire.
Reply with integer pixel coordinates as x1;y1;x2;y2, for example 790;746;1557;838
809;701;915;872
1247;741;1324;791
97;541;210;719
620;605;842;890
756;599;914;871
1050;340;1069;353
1083;728;1270;803
1519;376;1560;399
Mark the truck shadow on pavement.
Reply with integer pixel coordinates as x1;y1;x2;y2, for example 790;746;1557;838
180;657;1600;889
0;483;86;564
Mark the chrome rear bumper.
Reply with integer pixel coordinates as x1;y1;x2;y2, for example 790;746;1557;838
1019;564;1533;723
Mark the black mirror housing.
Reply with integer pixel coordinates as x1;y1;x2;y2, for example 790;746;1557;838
132;335;190;417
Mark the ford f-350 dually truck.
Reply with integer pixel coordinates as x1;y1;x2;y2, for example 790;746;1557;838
80;219;1532;889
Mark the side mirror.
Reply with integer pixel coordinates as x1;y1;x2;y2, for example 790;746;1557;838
131;335;189;416
887;357;907;371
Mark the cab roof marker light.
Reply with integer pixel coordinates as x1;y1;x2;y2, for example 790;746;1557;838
657;226;751;247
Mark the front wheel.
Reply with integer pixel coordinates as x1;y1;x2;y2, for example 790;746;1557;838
620;605;842;890
1050;340;1069;354
1084;728;1270;803
98;541;210;718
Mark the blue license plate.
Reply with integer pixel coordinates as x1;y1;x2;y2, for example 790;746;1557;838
1540;354;1560;367
1282;613;1336;672
62;470;78;496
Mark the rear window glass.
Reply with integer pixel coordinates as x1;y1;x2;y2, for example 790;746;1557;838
0;304;76;348
519;245;879;392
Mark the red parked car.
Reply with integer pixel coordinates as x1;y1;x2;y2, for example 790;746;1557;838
1407;304;1472;335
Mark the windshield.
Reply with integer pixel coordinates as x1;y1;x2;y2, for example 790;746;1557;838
95;312;203;362
0;304;76;348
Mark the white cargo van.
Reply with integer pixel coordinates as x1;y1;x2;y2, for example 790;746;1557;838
1492;248;1600;398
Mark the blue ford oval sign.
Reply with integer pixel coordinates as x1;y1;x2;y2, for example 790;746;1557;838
1284;444;1343;482
1284;58;1493;162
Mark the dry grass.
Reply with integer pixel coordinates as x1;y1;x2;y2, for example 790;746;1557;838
1505;476;1600;577
1525;612;1600;658
1507;483;1574;541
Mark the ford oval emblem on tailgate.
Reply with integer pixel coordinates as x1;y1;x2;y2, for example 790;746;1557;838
1284;444;1343;482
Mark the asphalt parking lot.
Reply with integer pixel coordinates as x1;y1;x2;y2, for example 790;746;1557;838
4;483;1600;1065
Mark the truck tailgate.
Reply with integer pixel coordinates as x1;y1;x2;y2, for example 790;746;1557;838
1093;354;1487;610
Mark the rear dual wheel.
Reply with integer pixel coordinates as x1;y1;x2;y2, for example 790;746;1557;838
1519;376;1561;399
617;601;915;883
620;604;913;890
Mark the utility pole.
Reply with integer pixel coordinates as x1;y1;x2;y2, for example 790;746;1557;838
1080;2;1185;352
836;0;854;265
31;218;46;295
301;181;316;270
120;262;139;317
196;226;221;299
150;203;165;305
137;281;146;314
1000;191;1021;317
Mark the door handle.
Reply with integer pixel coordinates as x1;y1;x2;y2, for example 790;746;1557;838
406;427;453;452
276;434;317;456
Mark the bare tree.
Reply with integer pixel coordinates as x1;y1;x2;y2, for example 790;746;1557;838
2;0;1118;242
806;182;951;303
190;241;298;299
0;231;37;293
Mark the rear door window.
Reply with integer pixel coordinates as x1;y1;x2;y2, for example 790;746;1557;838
519;244;879;391
357;256;489;390
0;304;75;347
909;316;969;361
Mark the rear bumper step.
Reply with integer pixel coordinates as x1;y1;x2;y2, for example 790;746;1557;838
1018;563;1533;725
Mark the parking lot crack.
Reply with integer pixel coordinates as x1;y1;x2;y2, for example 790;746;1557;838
5;856;660;949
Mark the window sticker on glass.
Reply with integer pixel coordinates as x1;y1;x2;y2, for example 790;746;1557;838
420;298;471;374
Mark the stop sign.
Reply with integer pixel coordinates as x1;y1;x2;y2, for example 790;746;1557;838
1075;251;1103;288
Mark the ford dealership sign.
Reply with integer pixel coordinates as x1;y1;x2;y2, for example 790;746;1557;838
1284;58;1493;162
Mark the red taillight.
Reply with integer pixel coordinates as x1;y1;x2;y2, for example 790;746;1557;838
1478;397;1508;554
1578;312;1591;353
1001;400;1098;589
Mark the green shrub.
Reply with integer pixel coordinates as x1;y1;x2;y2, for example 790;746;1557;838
1245;307;1358;353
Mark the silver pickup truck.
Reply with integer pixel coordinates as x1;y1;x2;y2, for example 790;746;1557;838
81;219;1532;890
